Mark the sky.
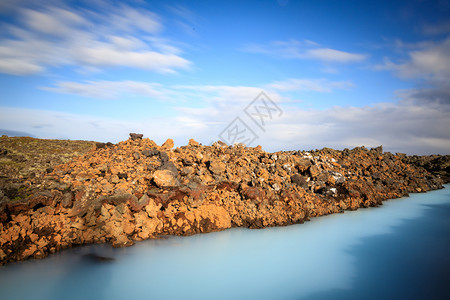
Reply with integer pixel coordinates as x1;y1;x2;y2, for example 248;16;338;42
0;0;449;155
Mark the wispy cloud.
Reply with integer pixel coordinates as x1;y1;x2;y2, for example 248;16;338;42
375;37;450;82
242;39;367;63
305;48;366;63
375;36;450;109
167;4;201;37
267;78;354;92
42;77;355;104
0;2;191;75
42;80;168;100
422;21;450;36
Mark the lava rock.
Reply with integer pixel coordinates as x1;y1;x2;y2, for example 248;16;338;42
129;133;143;140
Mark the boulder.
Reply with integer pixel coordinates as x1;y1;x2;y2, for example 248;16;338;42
129;133;143;140
161;139;174;149
209;160;226;175
189;139;199;146
159;161;178;175
296;159;312;173
152;170;179;187
290;174;308;189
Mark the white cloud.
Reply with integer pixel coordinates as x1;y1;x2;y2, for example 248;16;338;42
0;106;183;145
256;102;450;154
0;2;191;75
0;58;44;75
376;37;450;82
395;84;450;107
72;45;190;73
305;48;366;63
174;85;270;107
42;80;167;99
242;39;367;64
104;5;162;34
267;78;354;92
42;78;352;107
375;37;450;111
20;77;450;154
22;7;87;37
2;98;449;155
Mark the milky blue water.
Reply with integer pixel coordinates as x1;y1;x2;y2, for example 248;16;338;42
1;185;449;300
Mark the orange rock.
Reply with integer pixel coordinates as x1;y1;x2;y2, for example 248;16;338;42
152;169;179;187
195;204;231;231
209;160;226;175
309;165;321;178
189;139;199;146
0;249;6;261
161;138;174;149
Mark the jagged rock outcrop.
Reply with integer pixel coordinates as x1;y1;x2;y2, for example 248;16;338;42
0;136;445;265
402;154;450;183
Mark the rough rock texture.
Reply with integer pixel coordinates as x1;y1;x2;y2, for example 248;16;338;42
403;154;450;183
0;136;446;265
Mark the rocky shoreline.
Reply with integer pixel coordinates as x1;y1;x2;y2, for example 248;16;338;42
0;134;447;265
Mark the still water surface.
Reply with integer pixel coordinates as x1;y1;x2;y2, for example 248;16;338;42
1;185;449;300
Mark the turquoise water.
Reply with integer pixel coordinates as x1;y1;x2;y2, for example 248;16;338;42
1;185;449;300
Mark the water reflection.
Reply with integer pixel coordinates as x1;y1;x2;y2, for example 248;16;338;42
0;186;449;300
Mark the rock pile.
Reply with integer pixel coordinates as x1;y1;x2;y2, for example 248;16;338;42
403;154;450;183
0;135;445;265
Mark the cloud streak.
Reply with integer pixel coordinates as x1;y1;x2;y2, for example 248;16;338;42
42;77;355;104
376;36;450;110
267;78;354;92
42;80;168;100
376;37;450;82
0;2;191;75
242;39;367;63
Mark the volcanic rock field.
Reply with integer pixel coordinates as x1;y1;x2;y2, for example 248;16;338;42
0;134;448;265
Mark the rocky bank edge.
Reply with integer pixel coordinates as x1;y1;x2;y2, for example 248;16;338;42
0;134;446;265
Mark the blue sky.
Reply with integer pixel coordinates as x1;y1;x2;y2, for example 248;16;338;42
0;0;449;154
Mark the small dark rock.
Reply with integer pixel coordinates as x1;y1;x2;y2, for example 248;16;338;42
159;161;178;175
296;159;312;173
291;174;308;189
95;142;106;149
95;142;113;149
118;173;128;179
129;133;143;140
141;147;159;157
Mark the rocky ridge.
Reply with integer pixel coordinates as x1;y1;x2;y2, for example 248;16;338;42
0;134;446;265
